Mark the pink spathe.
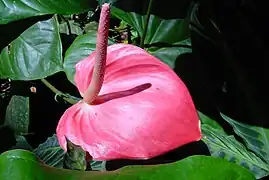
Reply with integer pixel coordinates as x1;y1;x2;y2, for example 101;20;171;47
56;43;202;160
56;3;201;160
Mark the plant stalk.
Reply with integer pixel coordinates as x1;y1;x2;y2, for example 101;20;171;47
41;79;78;104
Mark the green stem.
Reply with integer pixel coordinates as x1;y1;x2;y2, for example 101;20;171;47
41;79;78;105
140;0;153;48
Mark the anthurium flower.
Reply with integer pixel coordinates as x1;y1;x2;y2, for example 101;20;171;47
56;3;201;160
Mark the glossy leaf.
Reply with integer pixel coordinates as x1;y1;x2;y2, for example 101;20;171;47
59;20;83;35
111;7;192;68
4;95;29;133
0;149;255;180
0;17;63;80
148;39;192;68
63;30;115;84
202;124;269;179
0;0;93;24
84;22;99;33
221;113;269;164
33;134;65;168
33;134;106;170
111;7;189;44
198;111;224;132
63;138;87;171
90;160;106;171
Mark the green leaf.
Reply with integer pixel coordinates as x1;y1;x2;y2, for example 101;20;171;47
4;95;29;134
63;138;86;171
63;30;115;84
198;111;225;132
90;160;106;171
111;7;191;68
0;16;63;80
202;124;269;179
12;135;33;151
148;39;192;68
84;22;99;33
33;134;105;170
59;20;83;35
221;113;269;164
33;134;65;168
111;7;189;44
0;0;94;24
0;149;255;180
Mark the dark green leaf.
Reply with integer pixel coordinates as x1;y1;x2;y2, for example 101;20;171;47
84;22;98;33
4;95;29;134
148;39;192;68
33;134;65;168
189;3;221;46
198;111;224;132
12;135;33;151
0;0;94;24
221;113;269;164
33;134;103;170
112;7;189;44
63;30;115;84
111;7;191;68
90;160;106;171
59;20;83;35
0;149;255;180
202;124;269;179
116;20;139;42
0;17;63;80
63;137;86;171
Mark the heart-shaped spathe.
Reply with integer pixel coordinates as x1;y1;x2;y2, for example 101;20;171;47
56;43;201;160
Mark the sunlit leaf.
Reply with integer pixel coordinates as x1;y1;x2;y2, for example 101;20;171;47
0;0;94;24
0;17;63;80
59;20;83;35
111;7;191;68
0;149;255;180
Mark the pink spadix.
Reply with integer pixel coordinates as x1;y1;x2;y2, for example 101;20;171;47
56;3;201;160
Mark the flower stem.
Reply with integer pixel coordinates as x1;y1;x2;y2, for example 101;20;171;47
83;3;110;104
140;0;153;48
41;78;78;104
